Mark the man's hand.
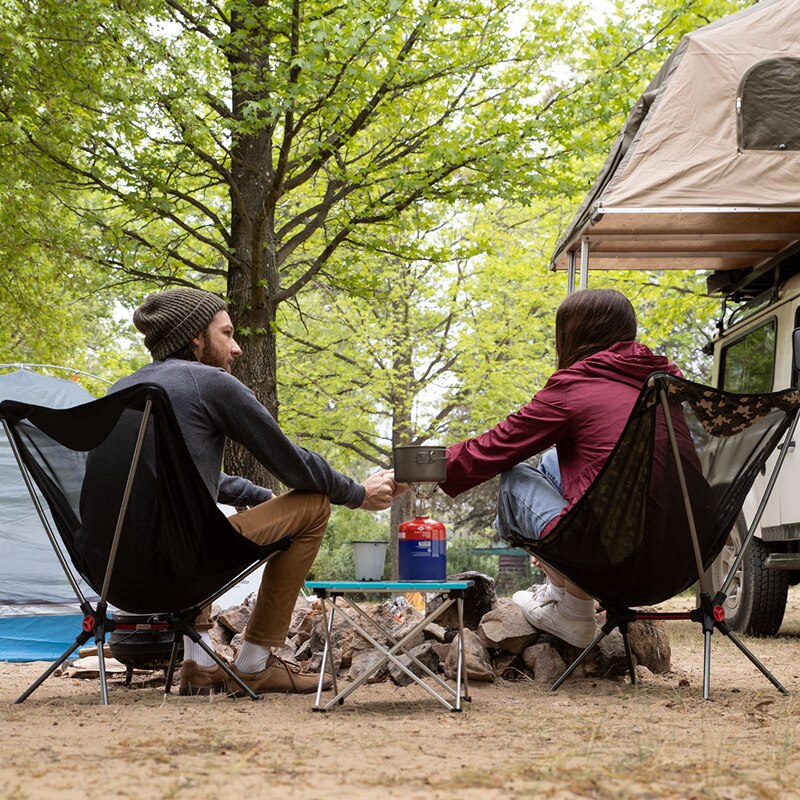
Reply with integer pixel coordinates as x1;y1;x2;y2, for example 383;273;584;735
360;469;401;510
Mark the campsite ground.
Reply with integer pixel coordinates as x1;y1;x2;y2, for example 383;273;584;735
3;591;800;800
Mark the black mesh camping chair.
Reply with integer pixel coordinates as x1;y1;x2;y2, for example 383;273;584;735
506;371;800;699
0;383;291;704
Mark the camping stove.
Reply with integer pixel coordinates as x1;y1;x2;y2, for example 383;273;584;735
108;613;182;686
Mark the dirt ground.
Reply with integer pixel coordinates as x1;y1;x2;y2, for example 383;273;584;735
4;591;800;800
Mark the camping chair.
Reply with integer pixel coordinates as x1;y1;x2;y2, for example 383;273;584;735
506;371;800;700
0;383;291;704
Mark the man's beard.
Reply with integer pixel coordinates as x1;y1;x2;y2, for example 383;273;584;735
200;331;234;373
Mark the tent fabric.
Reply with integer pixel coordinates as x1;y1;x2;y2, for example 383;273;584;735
506;373;800;609
0;370;97;609
0;614;85;662
551;0;800;274
602;0;800;209
0;383;273;614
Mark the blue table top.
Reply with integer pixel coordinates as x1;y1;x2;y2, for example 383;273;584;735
305;580;473;592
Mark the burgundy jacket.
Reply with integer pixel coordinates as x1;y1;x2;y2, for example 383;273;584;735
440;341;682;535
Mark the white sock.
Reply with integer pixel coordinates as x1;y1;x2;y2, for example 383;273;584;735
546;583;566;602
561;592;596;620
235;641;272;673
183;632;215;666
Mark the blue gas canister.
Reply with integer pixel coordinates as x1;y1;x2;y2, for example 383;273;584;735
398;516;446;581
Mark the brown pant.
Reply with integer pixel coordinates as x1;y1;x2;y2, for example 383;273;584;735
195;490;330;647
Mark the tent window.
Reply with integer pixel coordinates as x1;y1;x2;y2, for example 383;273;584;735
738;58;800;152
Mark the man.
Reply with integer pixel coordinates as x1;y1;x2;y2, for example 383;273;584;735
112;287;395;695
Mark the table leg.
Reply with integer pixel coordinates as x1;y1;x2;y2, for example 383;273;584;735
313;593;339;711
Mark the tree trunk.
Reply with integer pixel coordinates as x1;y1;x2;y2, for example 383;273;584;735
223;2;281;491
389;264;417;577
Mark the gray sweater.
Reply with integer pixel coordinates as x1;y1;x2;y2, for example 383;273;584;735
111;359;365;508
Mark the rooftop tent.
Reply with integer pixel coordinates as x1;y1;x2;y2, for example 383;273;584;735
550;0;800;286
0;368;99;661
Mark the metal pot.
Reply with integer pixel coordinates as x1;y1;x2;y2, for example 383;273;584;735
393;445;447;483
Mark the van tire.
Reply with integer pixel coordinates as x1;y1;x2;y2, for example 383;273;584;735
706;518;788;636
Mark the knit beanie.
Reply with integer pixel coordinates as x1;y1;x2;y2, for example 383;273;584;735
133;288;227;361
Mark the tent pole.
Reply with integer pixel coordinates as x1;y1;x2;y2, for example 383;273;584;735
567;250;576;295
579;239;589;290
1;419;89;605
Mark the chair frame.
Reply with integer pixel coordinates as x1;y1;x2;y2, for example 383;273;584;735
3;398;289;705
541;376;800;699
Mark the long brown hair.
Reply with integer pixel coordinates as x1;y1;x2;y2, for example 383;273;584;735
555;289;637;370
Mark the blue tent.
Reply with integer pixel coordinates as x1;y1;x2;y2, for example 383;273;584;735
0;368;99;661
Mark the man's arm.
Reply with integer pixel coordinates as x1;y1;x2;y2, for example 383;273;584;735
218;472;273;507
199;369;366;507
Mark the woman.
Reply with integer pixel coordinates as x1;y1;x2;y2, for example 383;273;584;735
440;289;683;647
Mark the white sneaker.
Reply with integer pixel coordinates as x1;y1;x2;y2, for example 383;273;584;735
524;599;599;648
512;584;549;610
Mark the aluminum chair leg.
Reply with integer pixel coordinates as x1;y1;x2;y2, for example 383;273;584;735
163;638;182;695
702;628;712;700
549;628;608;691
189;628;261;701
720;625;787;695
15;631;93;704
620;624;637;686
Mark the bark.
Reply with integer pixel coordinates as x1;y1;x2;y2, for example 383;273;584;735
388;272;418;577
223;1;282;491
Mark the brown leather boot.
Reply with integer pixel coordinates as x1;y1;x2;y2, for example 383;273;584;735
178;660;228;696
227;655;332;696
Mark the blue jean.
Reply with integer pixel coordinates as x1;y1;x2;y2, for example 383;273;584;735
496;449;567;542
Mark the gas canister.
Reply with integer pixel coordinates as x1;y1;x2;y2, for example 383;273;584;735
398;515;446;581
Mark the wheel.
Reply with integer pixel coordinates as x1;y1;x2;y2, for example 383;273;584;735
705;517;788;636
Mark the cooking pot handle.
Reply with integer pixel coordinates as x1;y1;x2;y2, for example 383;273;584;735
416;450;447;464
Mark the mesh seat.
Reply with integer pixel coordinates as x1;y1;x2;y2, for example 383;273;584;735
0;383;291;704
506;372;800;698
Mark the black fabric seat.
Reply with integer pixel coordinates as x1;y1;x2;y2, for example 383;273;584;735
506;371;800;698
0;383;290;703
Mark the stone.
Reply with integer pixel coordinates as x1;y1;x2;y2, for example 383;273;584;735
308;607;359;653
273;642;298;662
294;638;313;662
217;604;251;635
477;601;540;654
428;571;498;630
226;632;244;661
444;629;494;682
628;619;671;673
423;622;447;642
521;642;567;685
387;642;441;687
288;598;321;642
338;626;373;668
305;647;342;677
347;648;388;683
431;642;451;666
209;622;233;650
492;652;526;680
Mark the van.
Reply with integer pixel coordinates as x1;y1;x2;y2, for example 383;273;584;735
704;259;800;634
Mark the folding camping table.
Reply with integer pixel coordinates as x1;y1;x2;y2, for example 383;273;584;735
304;580;473;712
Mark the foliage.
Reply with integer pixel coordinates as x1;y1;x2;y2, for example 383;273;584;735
306;505;390;582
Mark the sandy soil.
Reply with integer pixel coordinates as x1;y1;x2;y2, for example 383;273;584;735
4;591;800;800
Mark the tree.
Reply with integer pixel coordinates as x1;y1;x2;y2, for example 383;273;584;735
277;199;563;570
1;0;588;484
